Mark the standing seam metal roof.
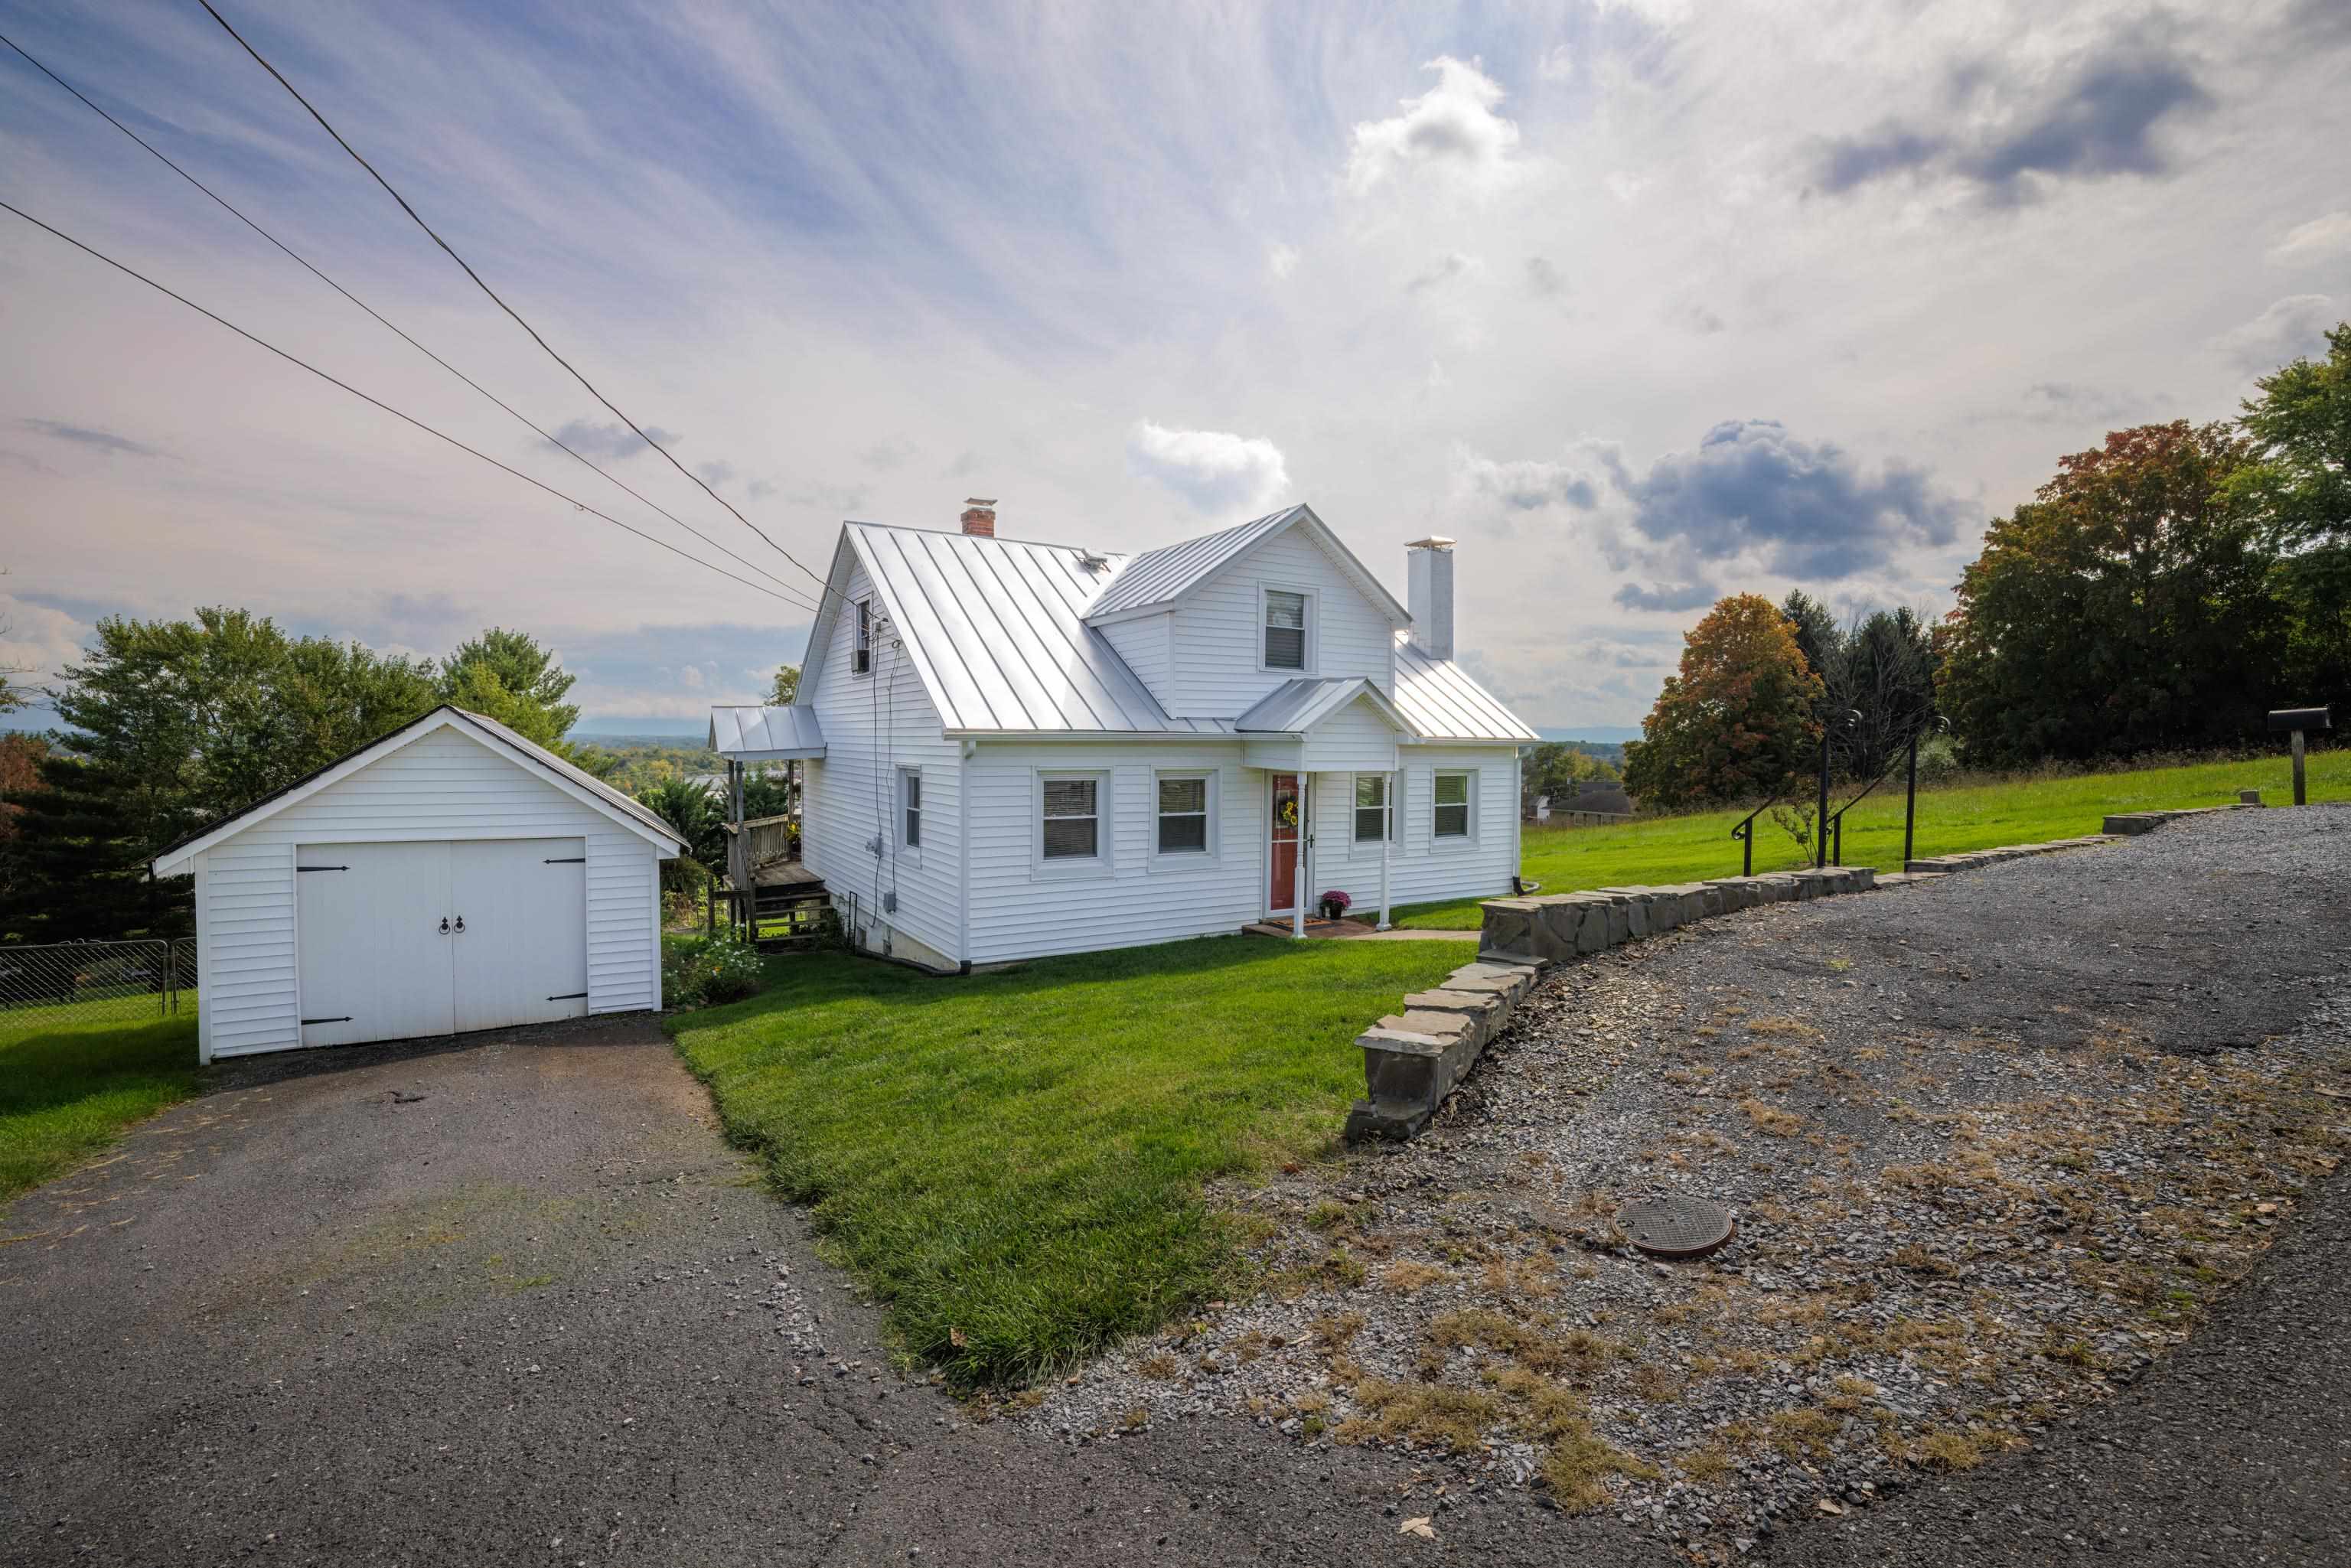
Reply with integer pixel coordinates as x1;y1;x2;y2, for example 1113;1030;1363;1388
1080;505;1304;620
845;522;1232;735
806;520;1532;742
1391;635;1540;742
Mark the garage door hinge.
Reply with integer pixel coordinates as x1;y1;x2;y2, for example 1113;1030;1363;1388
543;856;586;863
295;864;349;872
546;992;588;1001
301;1015;353;1025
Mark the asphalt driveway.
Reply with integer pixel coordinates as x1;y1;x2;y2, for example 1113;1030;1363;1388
0;1015;1670;1567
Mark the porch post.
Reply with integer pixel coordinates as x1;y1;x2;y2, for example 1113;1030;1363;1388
1378;770;1393;930
1293;771;1309;938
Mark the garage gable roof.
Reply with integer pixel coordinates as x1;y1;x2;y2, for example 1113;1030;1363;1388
150;706;684;875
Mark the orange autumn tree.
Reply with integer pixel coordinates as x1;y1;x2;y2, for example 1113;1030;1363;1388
1623;593;1824;809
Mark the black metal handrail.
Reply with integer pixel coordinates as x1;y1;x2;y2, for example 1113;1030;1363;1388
1824;716;1945;866
1730;794;1781;877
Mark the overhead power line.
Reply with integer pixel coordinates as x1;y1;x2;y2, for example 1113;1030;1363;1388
197;0;836;597
0;30;810;603
0;198;817;611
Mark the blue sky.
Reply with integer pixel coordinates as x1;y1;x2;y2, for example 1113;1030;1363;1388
5;0;2348;732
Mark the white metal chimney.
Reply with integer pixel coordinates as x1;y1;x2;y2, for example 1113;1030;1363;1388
1406;536;1456;660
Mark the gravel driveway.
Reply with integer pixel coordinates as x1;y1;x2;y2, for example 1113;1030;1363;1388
1035;805;2351;1562
5;808;2345;1566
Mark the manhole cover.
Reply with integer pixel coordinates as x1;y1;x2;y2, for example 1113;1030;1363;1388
1619;1195;1736;1260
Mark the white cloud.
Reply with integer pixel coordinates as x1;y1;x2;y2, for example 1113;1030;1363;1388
1344;57;1524;197
1537;46;1575;82
1125;422;1292;515
2268;211;2351;267
2212;294;2340;371
0;594;93;692
1267;243;1300;280
678;664;706;689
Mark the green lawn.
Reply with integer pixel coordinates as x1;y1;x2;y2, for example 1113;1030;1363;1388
669;936;1465;1386
1394;748;2351;928
0;1011;201;1203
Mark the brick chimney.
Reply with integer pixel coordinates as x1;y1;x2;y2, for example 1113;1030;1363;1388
960;497;997;536
1406;536;1455;660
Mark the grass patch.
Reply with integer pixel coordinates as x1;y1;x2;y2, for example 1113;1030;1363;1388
667;936;1464;1387
1392;748;2351;927
0;1012;201;1203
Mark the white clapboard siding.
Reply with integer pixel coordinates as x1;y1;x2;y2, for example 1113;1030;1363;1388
190;724;666;1059
964;739;1264;963
1297;694;1400;773
1304;745;1519;912
801;553;964;963
1096;610;1172;695
1163;528;1400;718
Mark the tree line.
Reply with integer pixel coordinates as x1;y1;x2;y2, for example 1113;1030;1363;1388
0;618;595;943
1626;321;2351;808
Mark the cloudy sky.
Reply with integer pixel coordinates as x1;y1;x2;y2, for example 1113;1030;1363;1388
5;1;2348;734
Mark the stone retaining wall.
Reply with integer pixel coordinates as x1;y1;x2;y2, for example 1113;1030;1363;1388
2101;803;2258;836
1341;828;2150;1143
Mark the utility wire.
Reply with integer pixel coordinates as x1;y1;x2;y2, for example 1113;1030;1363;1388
0;198;817;611
197;0;835;596
0;31;809;603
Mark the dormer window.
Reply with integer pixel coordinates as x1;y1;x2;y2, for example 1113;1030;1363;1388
853;598;873;675
1263;588;1307;670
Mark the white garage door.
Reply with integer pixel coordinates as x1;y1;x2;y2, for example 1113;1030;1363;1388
295;838;589;1048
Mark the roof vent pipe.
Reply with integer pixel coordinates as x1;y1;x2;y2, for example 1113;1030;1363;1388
960;498;997;536
1406;536;1455;660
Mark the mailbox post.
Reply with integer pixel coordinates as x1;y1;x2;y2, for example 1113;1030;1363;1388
2268;707;2331;806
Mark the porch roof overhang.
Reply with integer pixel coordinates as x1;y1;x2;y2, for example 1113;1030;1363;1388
1232;676;1412;738
709;704;827;761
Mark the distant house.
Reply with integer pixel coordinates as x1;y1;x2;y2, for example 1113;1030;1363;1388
709;502;1536;970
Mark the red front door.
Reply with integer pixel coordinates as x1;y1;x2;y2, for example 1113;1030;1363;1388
1269;774;1300;912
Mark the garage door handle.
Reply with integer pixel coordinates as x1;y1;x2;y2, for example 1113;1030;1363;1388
453;915;466;933
439;917;449;934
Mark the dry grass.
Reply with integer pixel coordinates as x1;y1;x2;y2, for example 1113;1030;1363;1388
1335;1378;1502;1454
1740;1097;1806;1136
1378;1260;1453;1295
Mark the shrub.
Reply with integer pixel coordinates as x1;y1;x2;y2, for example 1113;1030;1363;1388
665;931;765;1009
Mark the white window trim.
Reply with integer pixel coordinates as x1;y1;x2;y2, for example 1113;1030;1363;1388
898;765;923;863
1352;771;1394;845
1032;769;1112;879
1432;767;1478;844
853;596;875;676
1149;768;1220;871
1256;582;1319;676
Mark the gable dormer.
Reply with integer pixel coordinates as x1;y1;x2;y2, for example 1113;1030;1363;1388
1084;505;1410;720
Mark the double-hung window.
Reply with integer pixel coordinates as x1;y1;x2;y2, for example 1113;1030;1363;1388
1263;588;1307;670
1156;774;1211;855
1354;774;1391;843
1433;770;1473;839
853;598;874;674
899;768;921;849
1041;777;1100;860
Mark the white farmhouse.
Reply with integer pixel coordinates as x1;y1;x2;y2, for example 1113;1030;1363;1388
710;502;1536;970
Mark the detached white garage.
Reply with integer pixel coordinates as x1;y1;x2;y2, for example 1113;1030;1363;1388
152;706;683;1063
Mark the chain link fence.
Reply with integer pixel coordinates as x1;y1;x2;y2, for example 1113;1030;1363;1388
0;938;197;1031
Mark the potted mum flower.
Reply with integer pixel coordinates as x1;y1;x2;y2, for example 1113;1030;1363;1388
1318;888;1352;921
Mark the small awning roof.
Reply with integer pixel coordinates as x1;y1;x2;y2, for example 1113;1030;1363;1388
709;704;827;761
1234;676;1410;736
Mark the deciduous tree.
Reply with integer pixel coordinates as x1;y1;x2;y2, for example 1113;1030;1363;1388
1624;594;1823;808
1939;422;2283;764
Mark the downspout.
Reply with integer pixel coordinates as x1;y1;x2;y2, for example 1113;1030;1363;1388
957;737;975;971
